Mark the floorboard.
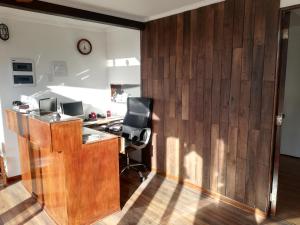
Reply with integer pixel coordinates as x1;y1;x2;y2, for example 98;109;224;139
0;171;294;225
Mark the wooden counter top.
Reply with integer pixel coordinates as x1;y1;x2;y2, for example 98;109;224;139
82;116;123;127
5;109;121;225
82;127;117;144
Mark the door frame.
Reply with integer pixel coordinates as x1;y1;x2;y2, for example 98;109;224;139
270;5;300;215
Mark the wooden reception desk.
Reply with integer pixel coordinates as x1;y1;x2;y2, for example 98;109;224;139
5;109;120;225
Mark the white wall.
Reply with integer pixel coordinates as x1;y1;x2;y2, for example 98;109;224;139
106;28;142;162
280;12;300;158
281;0;300;8
0;18;111;177
0;10;141;177
106;28;141;117
106;28;141;86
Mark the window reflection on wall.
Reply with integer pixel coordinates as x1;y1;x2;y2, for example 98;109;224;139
107;57;140;67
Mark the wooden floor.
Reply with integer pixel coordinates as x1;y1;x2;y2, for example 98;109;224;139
277;155;300;225
0;182;54;225
0;171;293;225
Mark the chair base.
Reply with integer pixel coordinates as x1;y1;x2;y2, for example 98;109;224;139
121;153;147;182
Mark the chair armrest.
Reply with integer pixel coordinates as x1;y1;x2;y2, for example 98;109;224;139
108;120;123;126
128;128;151;150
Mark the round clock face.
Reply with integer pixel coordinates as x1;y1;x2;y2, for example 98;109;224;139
0;23;9;41
77;39;92;55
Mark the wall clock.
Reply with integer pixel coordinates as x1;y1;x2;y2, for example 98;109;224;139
0;23;9;41
77;39;92;55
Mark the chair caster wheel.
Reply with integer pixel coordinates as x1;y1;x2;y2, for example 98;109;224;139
140;176;146;182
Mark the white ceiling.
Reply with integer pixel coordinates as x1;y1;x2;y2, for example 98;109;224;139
0;6;119;32
0;0;223;32
42;0;224;22
1;0;293;31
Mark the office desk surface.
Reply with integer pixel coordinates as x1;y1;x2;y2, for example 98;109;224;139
82;127;118;144
83;116;123;126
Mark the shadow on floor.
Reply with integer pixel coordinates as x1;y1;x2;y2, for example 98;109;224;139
0;196;43;225
119;154;151;208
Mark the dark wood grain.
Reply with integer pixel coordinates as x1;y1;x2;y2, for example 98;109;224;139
141;0;280;213
17;136;32;194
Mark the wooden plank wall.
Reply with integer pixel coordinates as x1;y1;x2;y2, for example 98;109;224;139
141;0;280;212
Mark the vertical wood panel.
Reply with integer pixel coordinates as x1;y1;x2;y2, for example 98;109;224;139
233;0;245;48
218;122;228;195
241;0;255;81
183;12;191;79
203;78;212;189
226;127;238;199
235;157;246;202
189;79;197;141
263;0;280;82
245;129;260;207
176;14;184;79
229;48;242;127
221;0;234;80
182;81;189;120
204;7;214;80
141;0;280;213
237;81;251;159
190;9;199;80
210;124;219;192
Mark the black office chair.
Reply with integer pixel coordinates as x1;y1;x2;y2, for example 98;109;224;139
108;97;153;182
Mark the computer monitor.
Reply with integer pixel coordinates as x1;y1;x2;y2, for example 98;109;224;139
39;98;57;115
61;101;84;118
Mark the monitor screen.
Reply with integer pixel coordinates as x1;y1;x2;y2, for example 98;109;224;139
39;98;57;114
61;101;84;117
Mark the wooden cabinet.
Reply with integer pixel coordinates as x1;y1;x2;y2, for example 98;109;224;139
17;136;32;193
5;109;120;225
79;141;120;223
5;109;29;137
5;109;19;134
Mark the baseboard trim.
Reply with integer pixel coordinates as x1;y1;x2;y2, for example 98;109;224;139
153;170;267;218
7;175;22;183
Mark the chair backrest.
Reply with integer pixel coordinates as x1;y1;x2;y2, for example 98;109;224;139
123;97;153;129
